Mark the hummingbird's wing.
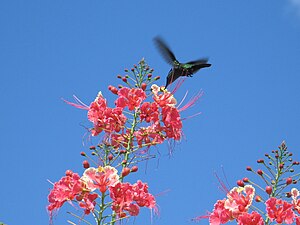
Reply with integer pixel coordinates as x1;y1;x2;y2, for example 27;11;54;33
154;37;177;65
185;58;209;65
185;58;211;75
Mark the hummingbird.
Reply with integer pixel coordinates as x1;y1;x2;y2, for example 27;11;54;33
154;37;211;87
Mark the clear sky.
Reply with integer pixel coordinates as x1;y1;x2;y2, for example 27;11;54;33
1;1;300;224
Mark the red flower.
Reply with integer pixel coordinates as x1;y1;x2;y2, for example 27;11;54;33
109;182;134;217
109;181;156;218
82;166;119;193
209;199;232;225
292;188;300;214
78;193;98;215
237;211;264;225
135;124;165;148
296;216;300;225
88;92;127;136
115;87;146;111
48;171;84;213
224;185;255;218
151;84;177;107
161;106;182;140
132;180;156;208
266;197;295;224
140;102;159;123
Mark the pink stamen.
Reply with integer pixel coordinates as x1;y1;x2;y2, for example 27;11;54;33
178;90;203;112
62;95;89;110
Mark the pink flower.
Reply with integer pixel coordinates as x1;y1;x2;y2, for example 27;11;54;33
224;185;255;218
209;199;232;225
266;197;295;224
161;106;182;140
140;102;159;123
237;211;264;225
296;216;300;225
115;87;146;111
82;166;119;193
135;124;165;148
151;84;177;107
132;180;156;208
48;171;84;213
78;193;98;215
292;188;300;214
109;181;156;218
109;182;134;217
88;92;127;136
126;203;140;216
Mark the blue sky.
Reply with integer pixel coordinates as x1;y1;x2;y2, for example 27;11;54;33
1;1;300;224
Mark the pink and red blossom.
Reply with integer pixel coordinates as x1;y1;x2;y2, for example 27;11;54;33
82;166;119;193
48;171;84;213
88;92;127;136
209;199;232;225
266;197;295;224
224;185;255;218
115;87;146;111
109;181;156;218
237;211;264;225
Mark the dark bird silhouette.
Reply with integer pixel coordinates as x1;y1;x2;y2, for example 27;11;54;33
154;37;211;87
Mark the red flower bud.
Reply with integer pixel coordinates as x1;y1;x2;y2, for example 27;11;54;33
122;160;127;164
237;180;245;187
147;74;152;78
108;85;118;95
286;192;292;198
257;169;263;176
141;83;147;91
289;153;293;156
266;186;272;195
286;177;293;185
83;160;90;169
122;167;130;177
65;170;73;176
131;166;138;172
117;74;122;79
154;76;160;80
293;180;298;184
243;177;249;183
120;150;126;154
89;146;96;150
80;151;86;156
246;166;252;171
255;195;262;202
279;163;284;169
257;159;264;163
122;77;127;83
108;154;113;161
275;154;279;159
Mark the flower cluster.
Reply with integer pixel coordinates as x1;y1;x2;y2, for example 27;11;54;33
48;59;200;224
88;83;183;149
196;141;300;225
48;167;155;220
109;180;156;218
